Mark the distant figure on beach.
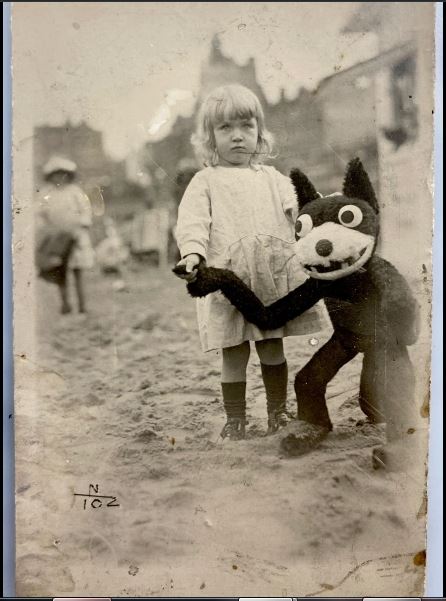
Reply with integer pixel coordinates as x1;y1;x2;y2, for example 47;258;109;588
130;197;170;267
35;156;95;314
96;216;129;276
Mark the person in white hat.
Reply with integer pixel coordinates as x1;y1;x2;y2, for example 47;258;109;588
36;156;95;314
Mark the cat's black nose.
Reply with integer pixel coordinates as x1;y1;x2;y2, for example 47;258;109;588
315;239;333;257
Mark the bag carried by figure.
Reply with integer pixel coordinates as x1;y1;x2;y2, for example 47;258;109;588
35;227;76;285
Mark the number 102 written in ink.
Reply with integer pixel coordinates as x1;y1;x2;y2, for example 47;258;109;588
74;484;120;509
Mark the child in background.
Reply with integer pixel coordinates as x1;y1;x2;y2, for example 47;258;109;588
36;157;95;314
174;84;326;440
96;217;129;276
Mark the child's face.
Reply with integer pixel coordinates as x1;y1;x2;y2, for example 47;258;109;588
213;117;259;167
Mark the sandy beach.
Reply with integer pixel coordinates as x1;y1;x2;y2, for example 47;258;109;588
15;264;429;597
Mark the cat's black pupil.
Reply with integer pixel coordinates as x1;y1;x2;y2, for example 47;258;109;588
296;221;303;233
341;210;354;223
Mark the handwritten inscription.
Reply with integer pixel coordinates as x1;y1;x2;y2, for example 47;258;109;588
74;484;120;509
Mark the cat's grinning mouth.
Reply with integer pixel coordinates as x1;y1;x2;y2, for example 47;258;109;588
304;247;367;274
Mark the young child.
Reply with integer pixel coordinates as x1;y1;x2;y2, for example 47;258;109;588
96;217;129;276
36;156;95;314
174;84;326;440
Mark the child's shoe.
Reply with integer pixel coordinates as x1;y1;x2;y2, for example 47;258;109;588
220;417;246;440
267;409;291;435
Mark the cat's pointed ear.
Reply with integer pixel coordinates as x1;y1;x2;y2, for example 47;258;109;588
290;168;319;208
343;158;379;212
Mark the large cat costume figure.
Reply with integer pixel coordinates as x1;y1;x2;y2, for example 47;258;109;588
174;159;420;468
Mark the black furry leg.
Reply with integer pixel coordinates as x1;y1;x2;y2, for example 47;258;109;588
279;332;358;458
294;331;358;429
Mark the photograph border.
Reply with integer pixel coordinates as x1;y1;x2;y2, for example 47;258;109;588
2;2;443;597
3;1;15;597
425;1;444;595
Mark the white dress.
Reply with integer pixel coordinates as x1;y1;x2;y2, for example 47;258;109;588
176;165;327;352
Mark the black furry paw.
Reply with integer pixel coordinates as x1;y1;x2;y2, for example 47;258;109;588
279;422;330;457
186;265;224;298
172;264;190;278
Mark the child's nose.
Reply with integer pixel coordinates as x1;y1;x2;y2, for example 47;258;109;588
231;129;243;140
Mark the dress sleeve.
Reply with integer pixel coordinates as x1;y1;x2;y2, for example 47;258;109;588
275;169;299;223
175;172;212;260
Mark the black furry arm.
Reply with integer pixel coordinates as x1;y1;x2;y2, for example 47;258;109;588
187;264;328;331
368;256;420;345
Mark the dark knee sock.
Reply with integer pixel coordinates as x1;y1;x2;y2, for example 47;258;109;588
221;382;246;419
260;361;288;414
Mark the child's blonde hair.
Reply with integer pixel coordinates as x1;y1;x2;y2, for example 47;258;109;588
191;84;274;167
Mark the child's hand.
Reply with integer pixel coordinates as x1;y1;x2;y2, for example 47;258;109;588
172;254;201;282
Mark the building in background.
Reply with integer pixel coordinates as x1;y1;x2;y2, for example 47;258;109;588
33;6;435;275
199;35;267;103
33;121;147;242
144;33;381;201
343;2;435;286
33;121;126;191
144;6;434;281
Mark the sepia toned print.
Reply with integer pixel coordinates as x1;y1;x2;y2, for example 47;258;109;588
11;2;435;597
